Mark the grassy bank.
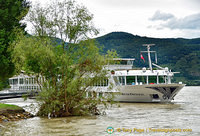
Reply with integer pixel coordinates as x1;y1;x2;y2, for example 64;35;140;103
0;103;22;111
0;103;33;122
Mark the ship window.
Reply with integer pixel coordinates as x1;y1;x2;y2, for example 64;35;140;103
9;79;13;85
137;76;146;84
111;59;133;65
13;79;18;85
113;76;120;85
120;60;127;65
127;60;133;65
33;78;35;84
93;78;108;87
149;76;157;84
20;78;24;84
29;78;33;84
114;60;127;65
25;78;28;84
159;76;164;83
118;76;125;85
127;76;135;85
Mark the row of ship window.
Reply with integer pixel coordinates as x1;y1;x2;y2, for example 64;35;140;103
18;86;40;90
116;76;168;85
9;78;37;85
9;76;169;90
93;76;168;87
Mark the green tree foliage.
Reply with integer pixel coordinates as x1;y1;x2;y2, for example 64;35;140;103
12;0;113;117
12;35;110;116
0;0;30;89
26;0;98;44
175;52;200;85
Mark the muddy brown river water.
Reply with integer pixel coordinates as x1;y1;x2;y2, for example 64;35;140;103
0;86;200;136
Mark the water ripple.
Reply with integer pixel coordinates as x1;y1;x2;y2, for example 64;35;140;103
1;86;200;136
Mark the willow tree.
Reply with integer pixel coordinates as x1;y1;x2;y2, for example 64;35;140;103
12;0;114;117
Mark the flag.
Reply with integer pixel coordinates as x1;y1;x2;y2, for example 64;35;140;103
141;53;145;62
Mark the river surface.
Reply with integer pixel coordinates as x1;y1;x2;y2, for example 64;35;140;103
0;86;200;136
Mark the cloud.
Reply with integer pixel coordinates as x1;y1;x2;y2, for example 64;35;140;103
150;11;200;30
149;10;174;21
163;13;200;30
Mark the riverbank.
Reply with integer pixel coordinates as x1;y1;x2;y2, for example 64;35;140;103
0;103;34;123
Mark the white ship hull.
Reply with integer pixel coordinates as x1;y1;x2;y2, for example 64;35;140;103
113;84;185;102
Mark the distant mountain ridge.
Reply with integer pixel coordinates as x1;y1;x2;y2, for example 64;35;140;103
36;32;199;85
95;32;200;85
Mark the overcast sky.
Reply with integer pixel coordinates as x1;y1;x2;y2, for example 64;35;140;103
29;0;200;38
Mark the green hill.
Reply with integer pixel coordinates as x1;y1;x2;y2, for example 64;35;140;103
96;32;200;85
1;32;198;90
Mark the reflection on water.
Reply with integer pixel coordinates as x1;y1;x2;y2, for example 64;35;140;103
0;86;200;136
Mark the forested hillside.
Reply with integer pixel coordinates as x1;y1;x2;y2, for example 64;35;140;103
96;32;200;85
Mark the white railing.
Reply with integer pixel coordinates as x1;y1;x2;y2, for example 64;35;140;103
106;65;133;70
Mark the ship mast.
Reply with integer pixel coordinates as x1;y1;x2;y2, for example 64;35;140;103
141;44;155;71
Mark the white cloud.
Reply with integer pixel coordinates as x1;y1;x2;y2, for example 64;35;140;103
28;0;200;38
150;11;200;30
163;13;200;30
149;10;174;21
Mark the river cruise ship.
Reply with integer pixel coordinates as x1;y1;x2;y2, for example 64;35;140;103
87;44;185;102
9;44;185;102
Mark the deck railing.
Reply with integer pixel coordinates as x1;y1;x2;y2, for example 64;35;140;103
105;65;133;70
